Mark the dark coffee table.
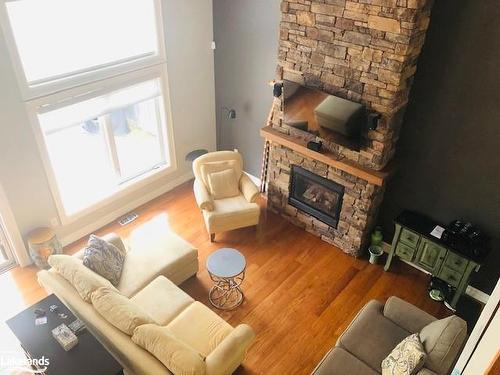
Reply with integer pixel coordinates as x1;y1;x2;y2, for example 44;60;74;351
6;294;122;375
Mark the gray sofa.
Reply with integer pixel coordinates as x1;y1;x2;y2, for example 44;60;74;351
313;297;467;375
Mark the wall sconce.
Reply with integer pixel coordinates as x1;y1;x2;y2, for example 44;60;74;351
221;106;236;120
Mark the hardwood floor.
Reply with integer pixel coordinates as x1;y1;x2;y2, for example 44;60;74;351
0;181;450;374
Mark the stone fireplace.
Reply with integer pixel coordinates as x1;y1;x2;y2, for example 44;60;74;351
261;0;434;256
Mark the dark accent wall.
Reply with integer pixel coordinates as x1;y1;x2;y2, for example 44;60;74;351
379;0;500;294
213;0;500;293
213;0;280;177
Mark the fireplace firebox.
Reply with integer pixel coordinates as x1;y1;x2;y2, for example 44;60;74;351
289;165;344;228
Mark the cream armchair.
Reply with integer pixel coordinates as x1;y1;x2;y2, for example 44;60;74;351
193;150;260;241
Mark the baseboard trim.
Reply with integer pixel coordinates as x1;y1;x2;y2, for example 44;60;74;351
381;240;490;305
59;171;194;246
465;286;490;305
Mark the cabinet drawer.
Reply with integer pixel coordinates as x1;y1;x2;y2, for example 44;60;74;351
396;243;416;262
438;266;462;288
400;228;420;248
443;252;468;273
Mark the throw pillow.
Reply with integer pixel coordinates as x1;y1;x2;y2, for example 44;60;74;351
83;235;125;286
206;168;240;199
132;324;206;375
91;287;154;335
200;160;238;183
48;254;117;302
381;333;427;375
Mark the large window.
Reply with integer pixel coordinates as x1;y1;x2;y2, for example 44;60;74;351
3;0;164;97
36;77;171;216
1;0;174;222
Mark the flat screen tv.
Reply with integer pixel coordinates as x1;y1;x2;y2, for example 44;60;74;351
283;80;371;151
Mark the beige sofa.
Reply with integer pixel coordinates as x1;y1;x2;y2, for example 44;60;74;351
192;150;260;242
313;297;467;375
38;231;255;375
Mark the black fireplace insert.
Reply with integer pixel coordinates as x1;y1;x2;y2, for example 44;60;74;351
288;165;344;228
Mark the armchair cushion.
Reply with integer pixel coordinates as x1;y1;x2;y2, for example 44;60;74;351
206;168;240;199
132;324;206;375
240;173;260;203
419;315;467;375
203;196;260;234
200;160;238;189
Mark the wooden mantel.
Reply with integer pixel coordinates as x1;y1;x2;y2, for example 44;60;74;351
260;126;394;186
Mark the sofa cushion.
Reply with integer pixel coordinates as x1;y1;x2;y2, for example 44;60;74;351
91;287;154;336
131;276;194;325
337;300;410;372
206;168;240;199
132;324;206;375
117;230;198;297
166;301;233;357
37;269;171;375
83;235;125;286
312;347;379;375
381;333;426;375
383;296;437;333
48;254;117;302
419;315;467;374
202;195;260;234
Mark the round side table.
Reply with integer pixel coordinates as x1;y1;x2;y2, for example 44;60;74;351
206;248;246;310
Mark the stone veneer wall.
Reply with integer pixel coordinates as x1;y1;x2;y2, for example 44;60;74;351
267;144;385;256
272;0;434;170
266;0;434;256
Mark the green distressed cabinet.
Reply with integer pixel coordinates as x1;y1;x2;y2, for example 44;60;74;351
384;211;482;310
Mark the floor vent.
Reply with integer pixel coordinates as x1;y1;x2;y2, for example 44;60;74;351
118;213;139;226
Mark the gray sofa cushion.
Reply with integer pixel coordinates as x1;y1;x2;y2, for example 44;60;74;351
419;315;467;374
313;347;379;375
384;296;437;333
337;300;410;371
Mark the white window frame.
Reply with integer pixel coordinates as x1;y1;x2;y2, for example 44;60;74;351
0;0;167;100
26;59;177;225
0;220;16;273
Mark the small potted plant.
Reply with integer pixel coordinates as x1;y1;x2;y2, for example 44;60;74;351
368;226;384;264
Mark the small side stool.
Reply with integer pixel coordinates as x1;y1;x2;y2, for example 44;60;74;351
206;248;246;310
27;227;62;269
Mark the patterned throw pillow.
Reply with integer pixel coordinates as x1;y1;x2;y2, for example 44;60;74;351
83;235;125;286
382;333;427;375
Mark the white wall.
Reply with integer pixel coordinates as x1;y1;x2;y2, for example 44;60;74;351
0;0;216;247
